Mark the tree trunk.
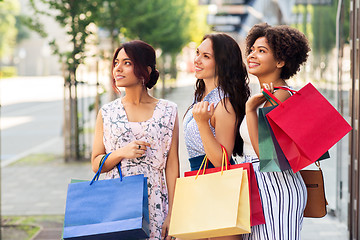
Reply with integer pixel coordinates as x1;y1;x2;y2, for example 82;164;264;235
170;53;178;88
64;69;80;161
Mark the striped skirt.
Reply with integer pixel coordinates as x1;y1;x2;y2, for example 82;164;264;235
242;155;307;240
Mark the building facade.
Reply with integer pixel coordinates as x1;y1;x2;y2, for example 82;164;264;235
348;0;360;238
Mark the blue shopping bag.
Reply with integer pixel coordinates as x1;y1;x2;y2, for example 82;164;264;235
63;153;150;240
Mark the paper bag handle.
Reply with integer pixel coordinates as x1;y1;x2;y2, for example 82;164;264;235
262;88;282;105
195;145;230;179
263;92;279;106
90;152;123;185
262;87;298;106
274;86;298;94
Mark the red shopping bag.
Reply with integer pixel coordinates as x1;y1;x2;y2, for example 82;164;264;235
264;83;352;172
185;146;265;226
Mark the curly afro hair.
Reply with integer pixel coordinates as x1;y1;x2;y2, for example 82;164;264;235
246;23;310;80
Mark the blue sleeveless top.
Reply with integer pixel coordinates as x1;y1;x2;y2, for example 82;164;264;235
184;87;234;170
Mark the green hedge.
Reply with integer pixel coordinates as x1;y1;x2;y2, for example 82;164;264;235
0;66;17;78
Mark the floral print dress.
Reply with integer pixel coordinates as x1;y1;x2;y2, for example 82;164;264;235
101;98;178;240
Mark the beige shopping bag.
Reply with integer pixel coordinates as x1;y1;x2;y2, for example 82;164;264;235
169;167;251;239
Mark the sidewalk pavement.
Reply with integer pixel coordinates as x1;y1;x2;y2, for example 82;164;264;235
1;73;348;239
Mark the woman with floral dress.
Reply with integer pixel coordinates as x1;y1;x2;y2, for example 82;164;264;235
91;40;179;240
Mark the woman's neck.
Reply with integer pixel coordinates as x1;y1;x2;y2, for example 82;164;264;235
123;86;152;105
257;74;287;88
202;77;218;99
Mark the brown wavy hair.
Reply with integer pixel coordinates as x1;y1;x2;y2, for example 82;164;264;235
246;23;310;80
191;33;250;156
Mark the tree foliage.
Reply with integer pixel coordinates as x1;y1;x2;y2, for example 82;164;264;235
311;0;350;55
0;0;20;58
94;0;206;95
29;0;99;73
92;0;130;50
312;4;336;55
16;16;31;43
130;0;191;54
187;1;210;44
309;0;350;77
24;0;205;159
95;0;202;55
28;0;101;161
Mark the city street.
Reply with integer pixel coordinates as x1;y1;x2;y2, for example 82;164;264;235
0;76;64;166
0;76;99;166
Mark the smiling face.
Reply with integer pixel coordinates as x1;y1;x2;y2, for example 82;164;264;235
194;38;216;81
247;37;283;78
112;48;140;88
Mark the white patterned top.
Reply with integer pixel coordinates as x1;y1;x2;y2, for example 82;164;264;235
101;98;177;240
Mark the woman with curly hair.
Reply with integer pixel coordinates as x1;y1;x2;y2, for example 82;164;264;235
239;23;311;239
183;33;250;239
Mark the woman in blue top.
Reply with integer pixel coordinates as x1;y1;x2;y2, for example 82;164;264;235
183;33;250;240
184;33;250;189
184;34;250;240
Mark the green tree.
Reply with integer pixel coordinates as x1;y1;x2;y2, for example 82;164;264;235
119;0;205;95
92;0;131;100
311;0;350;78
16;16;30;44
312;5;336;56
95;0;207;97
24;0;206;160
187;0;209;44
28;0;99;161
93;0;132;51
0;0;20;60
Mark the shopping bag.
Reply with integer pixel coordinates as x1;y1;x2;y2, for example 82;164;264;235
261;90;330;172
259;105;284;172
184;146;265;226
264;84;352;172
63;153;150;240
169;150;251;239
169;169;251;239
300;162;328;218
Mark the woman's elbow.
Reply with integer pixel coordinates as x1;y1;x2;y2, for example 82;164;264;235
91;164;98;173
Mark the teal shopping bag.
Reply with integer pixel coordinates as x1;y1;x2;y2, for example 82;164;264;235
260;105;293;171
258;106;282;172
63;153;150;240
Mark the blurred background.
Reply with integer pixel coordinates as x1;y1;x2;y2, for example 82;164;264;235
1;0;360;239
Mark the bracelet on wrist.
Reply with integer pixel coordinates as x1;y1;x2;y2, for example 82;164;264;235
98;154;106;168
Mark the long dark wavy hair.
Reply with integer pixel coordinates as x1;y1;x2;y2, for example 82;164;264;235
191;33;250;156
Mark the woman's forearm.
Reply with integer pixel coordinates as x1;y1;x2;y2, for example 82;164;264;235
246;110;260;158
197;121;224;167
